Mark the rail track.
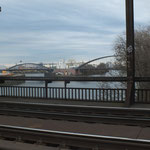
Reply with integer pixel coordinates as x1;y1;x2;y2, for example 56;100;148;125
0;124;149;150
0;101;150;127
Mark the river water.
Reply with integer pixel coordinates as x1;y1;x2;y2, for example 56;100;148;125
19;73;100;88
18;73;123;89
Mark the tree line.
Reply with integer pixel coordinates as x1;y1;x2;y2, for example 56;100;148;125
79;63;110;75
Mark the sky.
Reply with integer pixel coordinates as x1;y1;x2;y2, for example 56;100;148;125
0;0;150;65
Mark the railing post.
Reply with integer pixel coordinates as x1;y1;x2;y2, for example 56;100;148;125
125;0;135;106
45;81;48;99
0;86;1;96
64;81;70;99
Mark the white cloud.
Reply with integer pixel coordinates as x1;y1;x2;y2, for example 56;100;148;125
0;0;149;64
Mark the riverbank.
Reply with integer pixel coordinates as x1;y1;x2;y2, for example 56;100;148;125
0;74;25;86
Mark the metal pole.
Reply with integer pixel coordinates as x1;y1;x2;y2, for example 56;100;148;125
125;0;135;106
64;81;70;99
45;81;48;99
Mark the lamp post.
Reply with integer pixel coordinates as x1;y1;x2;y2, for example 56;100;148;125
126;0;135;106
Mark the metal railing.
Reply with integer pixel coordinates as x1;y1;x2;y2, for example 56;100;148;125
1;86;150;103
0;76;150;103
135;89;150;103
0;86;126;102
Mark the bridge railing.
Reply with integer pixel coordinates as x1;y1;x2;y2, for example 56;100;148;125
135;89;150;103
0;86;150;103
0;76;150;103
0;86;126;102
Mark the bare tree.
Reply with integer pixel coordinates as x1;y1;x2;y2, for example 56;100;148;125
114;26;150;89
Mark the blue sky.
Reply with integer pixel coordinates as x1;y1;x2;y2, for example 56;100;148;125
0;0;150;64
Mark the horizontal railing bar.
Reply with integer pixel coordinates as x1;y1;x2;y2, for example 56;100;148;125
135;77;150;82
0;86;148;91
0;76;127;82
0;69;51;71
0;86;127;90
0;68;124;71
136;89;150;90
0;76;150;82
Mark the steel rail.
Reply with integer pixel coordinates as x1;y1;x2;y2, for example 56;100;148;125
0;124;150;150
0;102;150;126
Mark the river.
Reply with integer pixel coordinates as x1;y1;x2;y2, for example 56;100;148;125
19;73;100;88
18;73;123;89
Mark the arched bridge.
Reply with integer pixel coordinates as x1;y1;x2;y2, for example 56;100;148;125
75;55;120;75
77;55;115;69
8;63;53;73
